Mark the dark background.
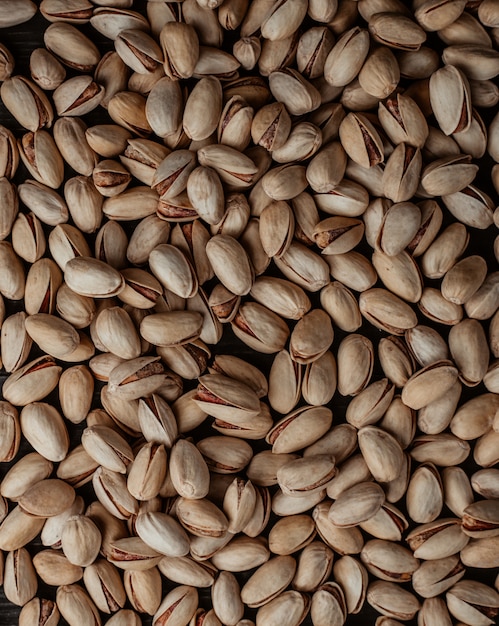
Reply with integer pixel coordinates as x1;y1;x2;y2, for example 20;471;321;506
0;2;498;625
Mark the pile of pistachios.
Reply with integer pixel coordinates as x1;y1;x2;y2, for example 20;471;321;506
0;0;499;625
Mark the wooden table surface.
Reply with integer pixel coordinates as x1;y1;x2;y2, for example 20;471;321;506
0;4;498;626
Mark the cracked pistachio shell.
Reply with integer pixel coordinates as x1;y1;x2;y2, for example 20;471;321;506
176;496;228;538
378;335;415;387
461;535;499;569
333;556;368;615
0;401;20;463
296;25;335;80
313;216;364;255
183;76;222;142
123;568;162;615
329;482;385;528
449;318;489;386
92;467;139;521
358;426;405;483
152;585;198;626
194;541;262;576
378;93;429;147
160;22;199;80
3;547;37;607
324;27;370;87
205;234;254;296
209;355;267;400
56;584;102;626
292;541;333;593
259;200;294;258
25;313;80;359
259;0;307;41
277;454;337;497
262;164;308;202
268;68;321;116
241;556;296;608
0;452;53;502
359;288;418;335
3;355;62;406
339;112;384;169
90;6;148;39
64;176;103;234
20;403;69;462
231;301;290;354
337;333;374;396
44;22;100;71
194;372;260;425
169;439;210;500
268;514;316;556
320;282;361;332
0;177;18;240
247;450;299;488
59;365;93;424
382;143;422;203
275;241;330;292
197;435;253;474
157;556;216;590
83;559;127;614
211;572;244;626
429;65;472;135
289;308;334;364
272;121;322;164
149;243;198;299
25;260;59;317
115;29;163;75
446;580;499;626
18;129;64;190
145;77;183;141
443;184;494;230
0;242;24;301
361;539;419;585
85;124;132;158
94;306;140;360
266;406;332;454
11;211;45;264
313;501;365;555
1;76;54;132
81;424;133;474
268;350;301;415
406;462;444;523
19;478;74;518
302;350;337;407
401;360;459;410
345;378;395;429
418;286;463;326
367;581;420;621
251;102;291;152
135;511;189;557
465;271;499;321
372;250;423;303
19;598;60;626
358;46;400;99
410;433;470;467
412;555;465;599
61;515;102;568
250;276;311;321
0;505;46;552
255;590;309;626
326;453;372;500
138;311;203;349
462;499;499;539
64;256;125;298
186;166;225;225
